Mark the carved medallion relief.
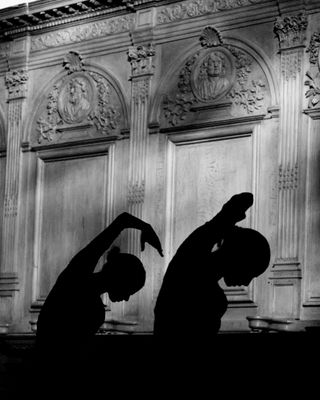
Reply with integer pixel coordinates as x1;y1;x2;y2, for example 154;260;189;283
32;52;123;145
160;27;269;128
192;48;234;102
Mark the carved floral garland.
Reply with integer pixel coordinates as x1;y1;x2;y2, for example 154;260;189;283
37;71;120;143
162;45;266;126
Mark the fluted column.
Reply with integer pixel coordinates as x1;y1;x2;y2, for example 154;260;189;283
0;69;28;298
270;12;307;318
127;44;155;257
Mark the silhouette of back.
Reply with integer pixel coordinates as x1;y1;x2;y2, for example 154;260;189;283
154;192;270;335
34;212;163;392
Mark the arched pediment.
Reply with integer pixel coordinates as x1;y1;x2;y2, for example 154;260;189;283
150;27;279;129
28;52;129;146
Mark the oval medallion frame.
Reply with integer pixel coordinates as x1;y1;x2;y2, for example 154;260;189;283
57;72;96;124
191;47;235;103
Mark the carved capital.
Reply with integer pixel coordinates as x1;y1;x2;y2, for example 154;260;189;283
274;12;308;49
5;69;28;100
128;44;155;77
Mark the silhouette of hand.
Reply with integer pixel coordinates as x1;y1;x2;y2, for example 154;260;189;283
222;192;254;223
140;225;164;257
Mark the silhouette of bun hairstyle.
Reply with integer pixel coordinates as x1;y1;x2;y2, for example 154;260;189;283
107;246;121;261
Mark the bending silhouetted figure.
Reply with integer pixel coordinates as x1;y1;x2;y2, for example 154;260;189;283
154;192;270;335
35;212;163;388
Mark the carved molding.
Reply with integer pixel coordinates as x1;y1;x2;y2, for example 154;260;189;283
5;69;28;100
35;52;121;144
157;0;266;25
274;11;308;49
128;44;155;77
30;15;135;51
0;273;19;297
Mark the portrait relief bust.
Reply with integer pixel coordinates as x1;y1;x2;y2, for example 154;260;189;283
192;49;234;102
58;73;94;124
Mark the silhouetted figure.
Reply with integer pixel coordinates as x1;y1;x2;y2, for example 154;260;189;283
35;212;163;389
154;192;270;335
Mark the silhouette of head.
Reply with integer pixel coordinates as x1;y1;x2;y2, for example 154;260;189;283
101;247;146;302
215;226;270;286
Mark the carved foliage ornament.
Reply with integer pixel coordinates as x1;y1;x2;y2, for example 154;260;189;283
162;27;266;126
5;69;28;100
128;44;155;77
36;52;121;143
274;12;308;49
305;32;320;108
31;15;135;51
157;0;265;24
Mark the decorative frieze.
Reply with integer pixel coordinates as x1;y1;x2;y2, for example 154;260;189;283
274;12;308;49
35;52;121;144
5;69;28;100
157;0;265;25
30;15;135;51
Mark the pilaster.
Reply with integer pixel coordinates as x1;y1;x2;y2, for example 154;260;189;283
0;36;29;312
270;11;307;318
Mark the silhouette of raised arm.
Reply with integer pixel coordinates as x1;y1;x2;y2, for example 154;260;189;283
63;212;163;276
174;192;254;259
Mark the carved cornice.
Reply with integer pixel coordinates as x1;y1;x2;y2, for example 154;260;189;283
30;14;135;51
274;11;308;50
5;69;28;100
0;0;134;38
157;0;266;25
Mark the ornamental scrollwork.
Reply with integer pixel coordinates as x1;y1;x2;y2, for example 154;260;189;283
31;15;135;51
157;0;265;25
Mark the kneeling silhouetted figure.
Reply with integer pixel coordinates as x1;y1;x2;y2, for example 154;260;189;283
35;212;163;389
154;192;270;335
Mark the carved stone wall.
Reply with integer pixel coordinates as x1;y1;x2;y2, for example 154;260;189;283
0;0;320;334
